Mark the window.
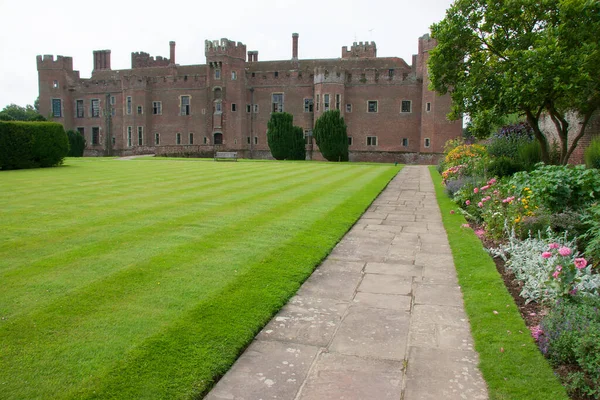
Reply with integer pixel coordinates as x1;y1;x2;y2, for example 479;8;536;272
401;100;412;113
346;104;352;113
215;102;222;113
251;72;256;78
316;94;320;111
426;102;431;112
214;132;223;145
274;71;279;78
91;99;100;117
111;107;116;117
304;129;312;145
402;138;409;147
176;133;181;145
53;80;59;88
253;104;259;113
368;100;378;113
181;96;190;115
272;93;284;113
304;98;314;112
324;94;330;111
126;96;132;115
246;104;251;113
231;71;237;80
388;69;395;78
152;101;162;115
231;103;237;112
51;98;62;117
137;105;143;115
189;133;194;144
137;126;143;145
348;136;353;146
155;133;160;145
112;137;116;146
247;136;251;144
76;100;84;118
215;69;221;79
335;94;341;110
367;136;377;146
127;127;132;147
92;127;100;145
424;138;431;148
203;136;208;144
110;96;115;105
254;136;258;145
76;127;84;137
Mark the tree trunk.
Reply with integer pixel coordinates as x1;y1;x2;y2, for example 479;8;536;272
526;110;550;164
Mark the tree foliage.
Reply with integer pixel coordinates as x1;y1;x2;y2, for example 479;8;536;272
66;130;86;157
0;121;69;170
429;0;600;164
0;103;46;122
313;110;349;162
266;112;306;160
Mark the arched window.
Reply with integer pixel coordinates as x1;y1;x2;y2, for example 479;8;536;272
214;132;223;145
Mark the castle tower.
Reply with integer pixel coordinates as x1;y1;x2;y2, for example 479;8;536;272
205;38;247;149
36;55;78;128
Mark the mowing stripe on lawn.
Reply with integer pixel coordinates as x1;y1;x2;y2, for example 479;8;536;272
428;166;568;400
0;159;399;400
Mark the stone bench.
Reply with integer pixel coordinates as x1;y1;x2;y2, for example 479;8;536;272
214;151;238;161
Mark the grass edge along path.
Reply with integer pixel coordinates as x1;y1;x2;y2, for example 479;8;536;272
76;165;401;400
428;166;568;400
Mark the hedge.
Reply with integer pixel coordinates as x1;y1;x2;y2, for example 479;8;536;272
0;121;69;170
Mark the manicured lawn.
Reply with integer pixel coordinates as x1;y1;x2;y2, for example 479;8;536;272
0;158;400;400
429;166;568;400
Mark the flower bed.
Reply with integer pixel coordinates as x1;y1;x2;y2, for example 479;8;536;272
439;135;600;400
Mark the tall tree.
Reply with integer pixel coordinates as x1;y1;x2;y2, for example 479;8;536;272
0;103;46;122
313;110;349;162
429;0;600;164
266;112;305;160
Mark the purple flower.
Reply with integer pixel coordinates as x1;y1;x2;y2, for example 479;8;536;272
558;247;572;256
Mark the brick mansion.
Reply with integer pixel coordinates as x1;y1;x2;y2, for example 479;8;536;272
37;33;462;162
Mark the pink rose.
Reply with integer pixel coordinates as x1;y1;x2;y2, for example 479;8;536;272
450;210;455;214
481;185;490;191
558;247;572;256
549;243;560;249
474;188;479;194
574;258;587;270
485;196;491;201
466;200;471;206
488;178;497;185
541;252;552;259
552;269;561;279
478;202;483;208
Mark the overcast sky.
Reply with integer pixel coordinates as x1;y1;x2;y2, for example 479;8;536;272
0;0;455;110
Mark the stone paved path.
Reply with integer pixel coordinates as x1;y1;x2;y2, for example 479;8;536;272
205;165;488;400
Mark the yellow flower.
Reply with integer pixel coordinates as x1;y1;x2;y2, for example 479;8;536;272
515;217;521;223
524;205;529;209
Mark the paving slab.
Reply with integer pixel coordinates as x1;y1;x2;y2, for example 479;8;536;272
297;352;404;400
329;305;410;360
205;340;319;400
204;166;488;400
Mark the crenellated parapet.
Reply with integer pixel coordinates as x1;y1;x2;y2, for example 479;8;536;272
341;41;377;59
131;52;171;68
36;55;74;71
205;38;247;61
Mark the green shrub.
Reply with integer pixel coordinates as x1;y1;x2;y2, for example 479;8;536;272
488;156;525;178
518;141;542;170
487;122;534;159
0;121;68;170
581;203;600;269
66;130;86;157
509;165;600;213
267;112;294;160
288;126;306;161
584;138;600;169
313;110;349;162
538;296;600;399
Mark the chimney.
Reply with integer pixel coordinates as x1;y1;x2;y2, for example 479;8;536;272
292;33;299;60
247;51;253;63
254;51;259;62
93;50;111;70
169;41;176;65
